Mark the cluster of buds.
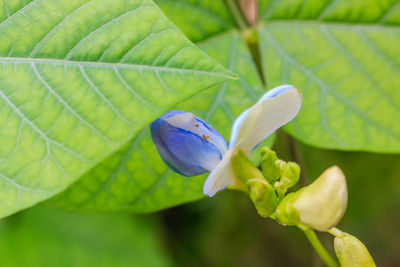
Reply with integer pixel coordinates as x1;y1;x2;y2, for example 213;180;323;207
230;146;348;232
230;147;301;218
230;146;375;266
252;146;348;231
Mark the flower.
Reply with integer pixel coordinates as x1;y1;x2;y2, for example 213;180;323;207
276;166;348;231
291;165;347;231
150;85;302;196
150;110;228;177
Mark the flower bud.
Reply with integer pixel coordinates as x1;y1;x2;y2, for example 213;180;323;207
247;179;278;218
279;161;300;189
260;147;280;184
291;166;348;231
150;111;228;176
334;233;376;267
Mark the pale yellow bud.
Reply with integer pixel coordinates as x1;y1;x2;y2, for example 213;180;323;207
291;166;347;231
334;233;376;267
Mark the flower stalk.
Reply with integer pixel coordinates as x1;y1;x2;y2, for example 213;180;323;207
299;225;339;267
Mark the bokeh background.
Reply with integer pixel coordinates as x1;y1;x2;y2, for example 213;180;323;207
1;136;398;266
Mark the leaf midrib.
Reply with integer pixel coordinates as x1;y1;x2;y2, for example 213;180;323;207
0;57;236;79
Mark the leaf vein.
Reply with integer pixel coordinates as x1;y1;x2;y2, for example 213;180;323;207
64;3;149;60
29;0;93;57
31;63;111;141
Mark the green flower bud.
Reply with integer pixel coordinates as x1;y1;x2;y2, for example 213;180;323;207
231;149;264;183
334;233;376;267
275;159;286;175
246;179;278;218
291;166;348;231
280;161;300;189
260;147;280;184
275;192;301;226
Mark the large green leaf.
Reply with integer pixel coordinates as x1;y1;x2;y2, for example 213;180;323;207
0;206;172;266
259;0;400;152
0;0;234;218
52;0;400;214
51;31;272;213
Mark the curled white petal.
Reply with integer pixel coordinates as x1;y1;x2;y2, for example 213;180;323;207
230;85;302;153
203;149;235;197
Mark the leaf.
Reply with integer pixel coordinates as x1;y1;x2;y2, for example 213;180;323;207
51;30;273;213
154;0;234;42
0;206;172;266
258;0;400;152
0;0;234;218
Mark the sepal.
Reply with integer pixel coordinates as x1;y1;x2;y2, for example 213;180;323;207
275;192;301;226
231;149;264;183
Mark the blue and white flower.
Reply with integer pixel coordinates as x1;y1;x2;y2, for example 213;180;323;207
150;85;302;197
150;110;228;177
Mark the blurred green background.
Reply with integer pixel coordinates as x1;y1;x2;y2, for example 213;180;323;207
1;138;398;266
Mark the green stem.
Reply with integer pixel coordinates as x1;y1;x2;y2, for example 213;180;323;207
225;0;249;30
224;0;267;86
328;227;345;237
299;226;339;267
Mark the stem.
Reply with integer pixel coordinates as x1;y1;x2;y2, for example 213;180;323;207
244;29;267;86
328;227;345;237
276;187;286;201
225;0;249;30
224;0;267;86
300;226;339;267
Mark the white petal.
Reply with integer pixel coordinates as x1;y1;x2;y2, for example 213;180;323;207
229;108;249;149
203;149;235;197
230;85;302;154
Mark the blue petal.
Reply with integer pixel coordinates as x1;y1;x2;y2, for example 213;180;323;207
150;111;227;177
